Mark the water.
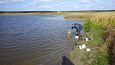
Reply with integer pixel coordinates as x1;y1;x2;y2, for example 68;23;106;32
0;15;81;65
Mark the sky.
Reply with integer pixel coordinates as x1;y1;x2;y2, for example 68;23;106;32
0;0;115;11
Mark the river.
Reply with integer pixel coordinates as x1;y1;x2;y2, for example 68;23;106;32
0;15;81;65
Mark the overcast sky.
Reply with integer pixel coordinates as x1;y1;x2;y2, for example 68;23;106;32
0;0;115;11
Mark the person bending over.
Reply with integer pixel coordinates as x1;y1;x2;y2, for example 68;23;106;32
71;23;82;36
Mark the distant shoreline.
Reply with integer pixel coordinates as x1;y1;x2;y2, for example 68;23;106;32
0;11;115;21
0;10;115;12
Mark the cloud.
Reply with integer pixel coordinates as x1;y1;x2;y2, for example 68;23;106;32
31;0;64;6
37;0;52;2
78;0;101;3
0;0;25;4
32;0;63;3
39;5;53;8
78;0;91;2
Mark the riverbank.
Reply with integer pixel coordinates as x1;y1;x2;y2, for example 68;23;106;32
70;12;115;65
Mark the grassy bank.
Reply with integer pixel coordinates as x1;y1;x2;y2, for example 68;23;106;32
70;12;115;65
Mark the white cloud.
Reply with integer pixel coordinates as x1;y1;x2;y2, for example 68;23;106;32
39;5;53;8
37;0;52;2
79;0;91;2
32;0;63;3
31;0;64;5
0;0;25;4
78;0;101;3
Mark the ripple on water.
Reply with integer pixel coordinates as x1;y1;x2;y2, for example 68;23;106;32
0;15;81;65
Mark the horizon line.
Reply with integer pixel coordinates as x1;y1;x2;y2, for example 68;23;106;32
0;10;115;12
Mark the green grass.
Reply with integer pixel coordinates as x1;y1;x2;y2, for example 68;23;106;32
83;19;104;46
70;19;109;65
83;19;109;65
70;19;110;65
69;12;115;65
89;51;109;65
83;19;93;32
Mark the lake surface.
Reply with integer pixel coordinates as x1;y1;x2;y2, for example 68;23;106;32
0;15;81;65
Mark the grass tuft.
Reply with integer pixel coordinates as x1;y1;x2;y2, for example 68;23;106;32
90;51;109;65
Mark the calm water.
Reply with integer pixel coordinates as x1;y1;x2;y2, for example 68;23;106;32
0;15;81;65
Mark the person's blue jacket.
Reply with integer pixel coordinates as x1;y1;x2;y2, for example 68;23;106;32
71;23;82;33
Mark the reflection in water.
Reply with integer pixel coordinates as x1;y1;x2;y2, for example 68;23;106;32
61;56;74;65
